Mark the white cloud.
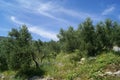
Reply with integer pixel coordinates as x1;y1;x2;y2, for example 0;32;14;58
15;0;68;23
11;16;15;21
0;0;67;23
1;0;105;23
102;6;115;15
36;1;103;21
60;8;87;19
38;2;54;12
36;9;68;23
10;16;58;41
59;8;104;21
15;0;104;22
29;27;58;41
10;16;24;24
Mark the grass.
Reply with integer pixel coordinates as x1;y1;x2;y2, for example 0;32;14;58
0;51;120;80
41;51;120;80
0;70;16;80
0;67;45;80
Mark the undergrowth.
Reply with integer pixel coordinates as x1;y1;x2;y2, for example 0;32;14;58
0;51;120;80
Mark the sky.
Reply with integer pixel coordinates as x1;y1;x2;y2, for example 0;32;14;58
0;0;120;41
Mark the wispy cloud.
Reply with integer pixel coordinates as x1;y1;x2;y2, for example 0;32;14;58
102;6;115;15
10;16;58;41
29;27;58;41
34;1;104;21
1;0;104;22
10;16;24;24
0;0;68;23
59;8;104;21
15;0;69;24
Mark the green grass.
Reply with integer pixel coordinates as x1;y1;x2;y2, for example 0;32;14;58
0;67;45;80
41;51;120;80
0;70;16;80
1;51;120;80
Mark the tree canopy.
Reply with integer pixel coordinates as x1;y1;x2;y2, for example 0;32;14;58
0;18;120;76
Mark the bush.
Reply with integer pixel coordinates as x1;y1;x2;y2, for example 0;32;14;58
0;56;8;71
15;67;45;79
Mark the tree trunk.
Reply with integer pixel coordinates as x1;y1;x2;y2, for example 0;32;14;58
40;54;45;63
31;53;39;69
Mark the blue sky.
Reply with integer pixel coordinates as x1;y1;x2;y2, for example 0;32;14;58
0;0;120;41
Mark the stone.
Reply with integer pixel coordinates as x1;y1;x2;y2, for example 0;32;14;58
1;74;5;79
81;58;85;61
113;46;120;52
29;76;54;80
113;70;120;76
105;71;113;75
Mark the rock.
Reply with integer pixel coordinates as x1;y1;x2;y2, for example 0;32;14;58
105;70;120;77
29;76;41;80
29;76;53;80
81;58;85;61
89;57;96;60
99;73;105;77
113;46;120;52
99;70;120;77
78;58;86;64
0;74;5;80
58;63;64;67
78;61;83;64
105;71;113;75
1;74;5;79
113;70;120;76
46;77;53;80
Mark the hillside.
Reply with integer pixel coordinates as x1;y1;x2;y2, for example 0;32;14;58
0;51;120;80
40;51;120;80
